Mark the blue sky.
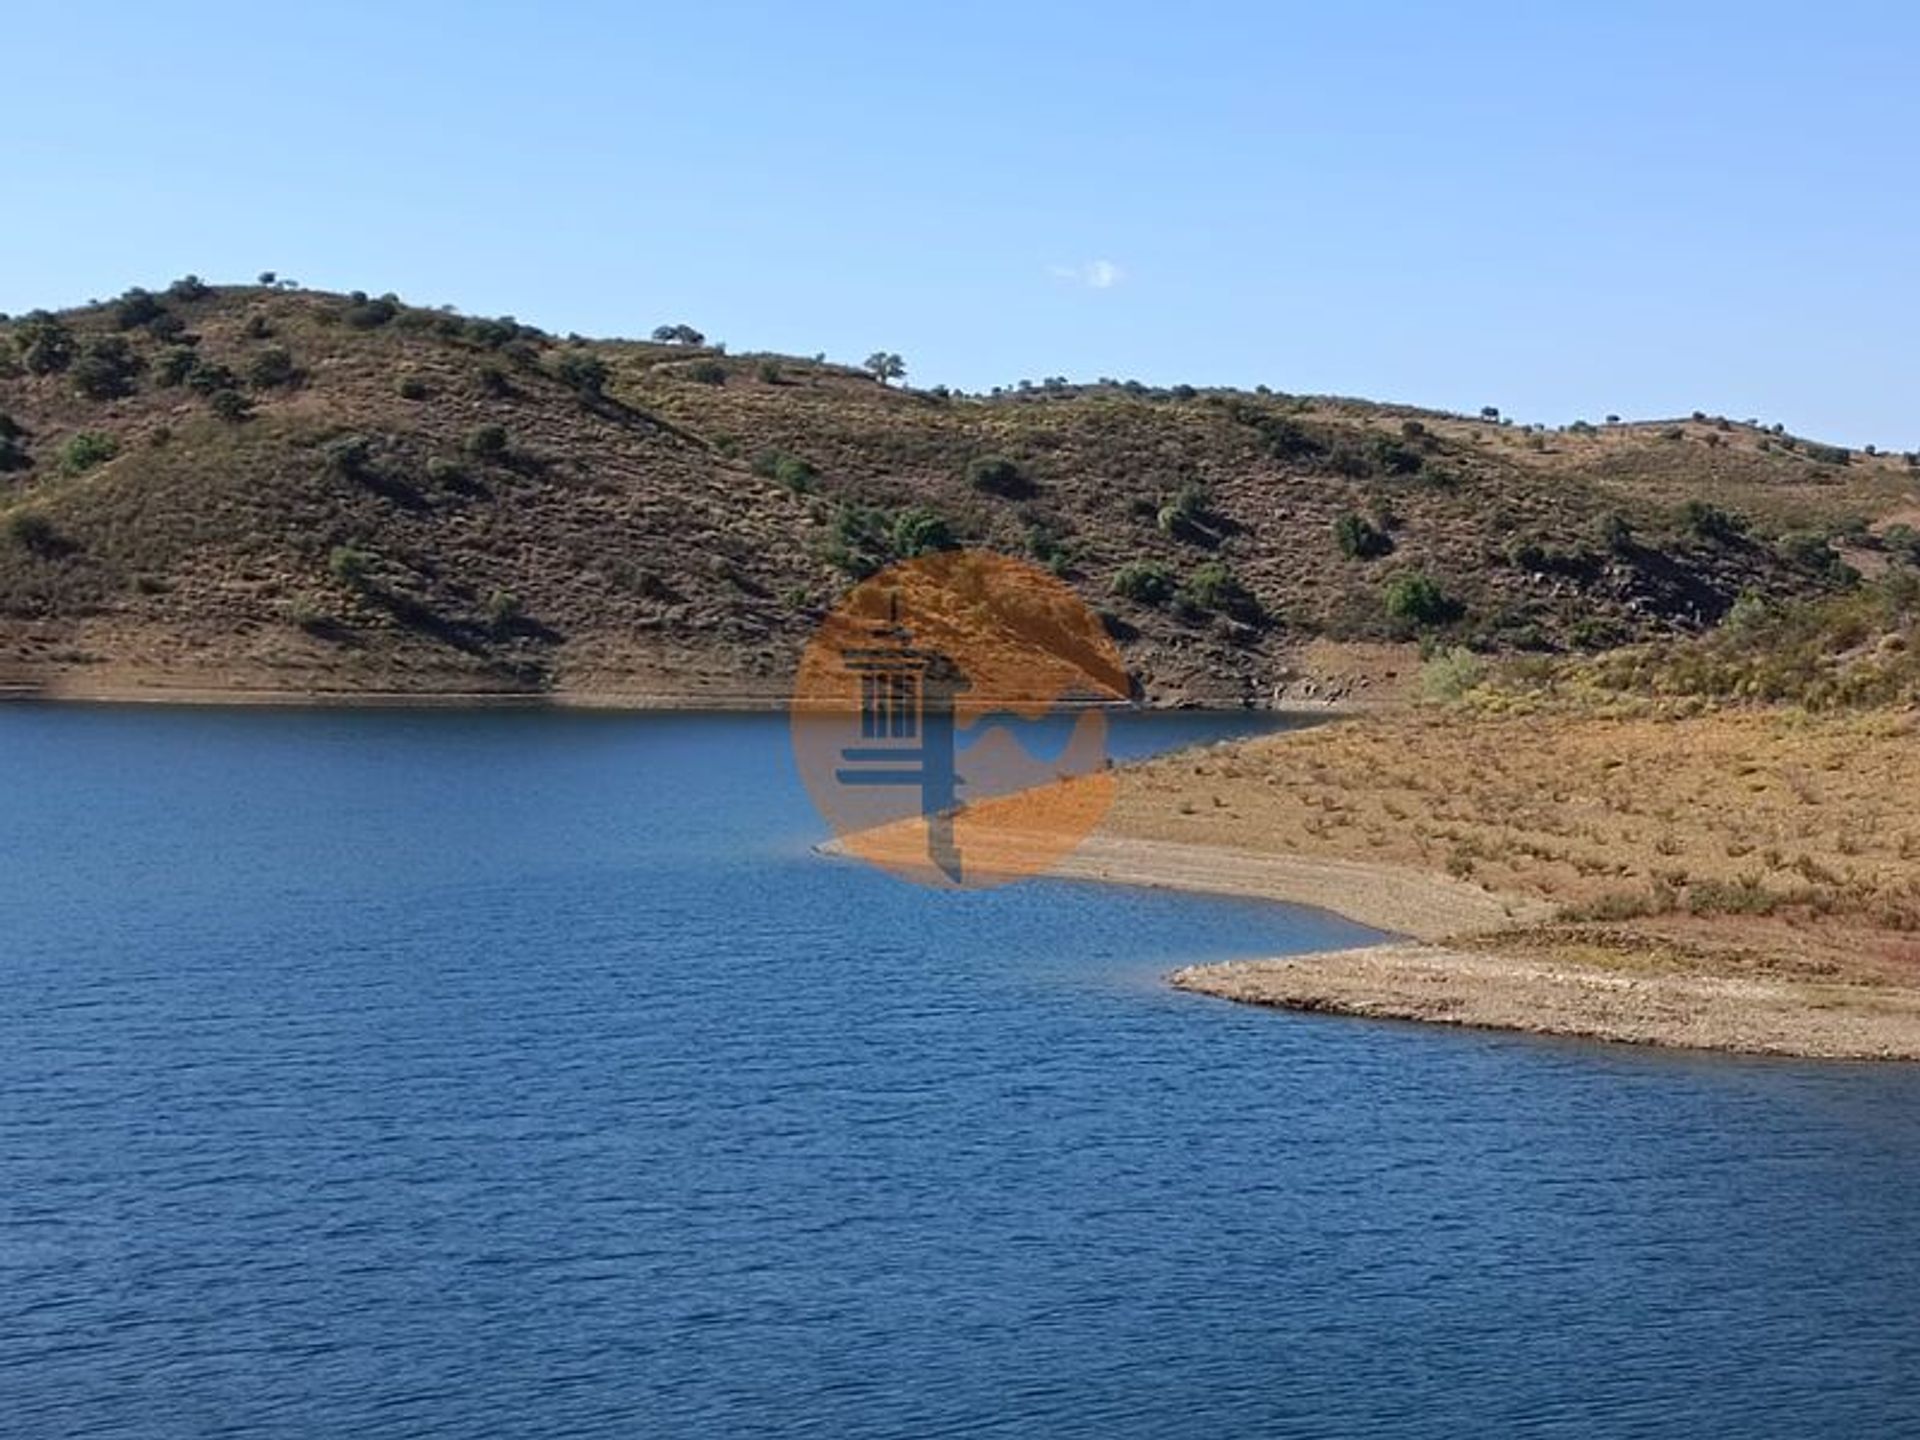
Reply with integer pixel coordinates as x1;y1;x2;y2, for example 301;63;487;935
7;1;1915;446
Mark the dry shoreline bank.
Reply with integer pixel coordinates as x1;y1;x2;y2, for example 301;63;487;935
1086;709;1920;1061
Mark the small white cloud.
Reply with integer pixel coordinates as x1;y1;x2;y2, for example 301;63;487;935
1050;259;1125;290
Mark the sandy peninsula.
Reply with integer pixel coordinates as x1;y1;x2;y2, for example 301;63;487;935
1090;706;1920;1060
824;702;1920;1060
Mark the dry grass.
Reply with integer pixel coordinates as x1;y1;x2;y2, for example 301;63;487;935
1109;706;1920;987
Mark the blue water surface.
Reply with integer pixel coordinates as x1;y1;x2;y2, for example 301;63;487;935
1;706;1917;1438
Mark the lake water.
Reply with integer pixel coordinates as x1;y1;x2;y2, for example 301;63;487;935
2;706;1919;1438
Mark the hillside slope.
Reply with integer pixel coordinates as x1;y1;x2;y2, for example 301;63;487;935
0;280;1912;705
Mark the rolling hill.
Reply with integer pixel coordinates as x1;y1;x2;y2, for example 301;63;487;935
0;279;1913;706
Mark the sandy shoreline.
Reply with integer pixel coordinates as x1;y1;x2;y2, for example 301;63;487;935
1170;942;1920;1061
1056;834;1920;1061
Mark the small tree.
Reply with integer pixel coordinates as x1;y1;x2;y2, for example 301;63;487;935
864;351;906;386
1480;405;1500;421
651;323;705;345
168;275;211;302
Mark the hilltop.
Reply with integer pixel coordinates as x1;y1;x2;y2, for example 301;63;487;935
0;278;1914;706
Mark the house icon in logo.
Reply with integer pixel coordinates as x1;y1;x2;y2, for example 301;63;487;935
833;595;971;882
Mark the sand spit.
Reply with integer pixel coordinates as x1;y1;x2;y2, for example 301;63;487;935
1172;942;1920;1061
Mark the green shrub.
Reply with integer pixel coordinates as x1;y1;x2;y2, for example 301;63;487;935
60;431;119;475
467;425;510;461
1025;520;1071;569
687;360;728;386
1683;500;1749;543
463;316;527;349
1112;561;1175;606
486;589;523;631
1156;482;1213;541
966;454;1029;498
1775;531;1853;580
751;449;818;493
1882;524;1920;566
397;374;431;401
756;359;783;384
5;510;58;553
208;388;254;423
1333;511;1392;559
71;336;144;399
1383;571;1460;627
343;294;399;329
153;346;200;387
185;359;239;395
824;504;892;577
1222;400;1320;460
891;507;955;558
15;311;74;375
167;275;210;302
111;288;165;331
1420;646;1486;701
1368;435;1424;474
0;428;29;473
1600;512;1635;553
426;457;467;488
1179;561;1261;622
327;545;377;589
246;346;299;389
555;349;609;397
323;434;376;480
